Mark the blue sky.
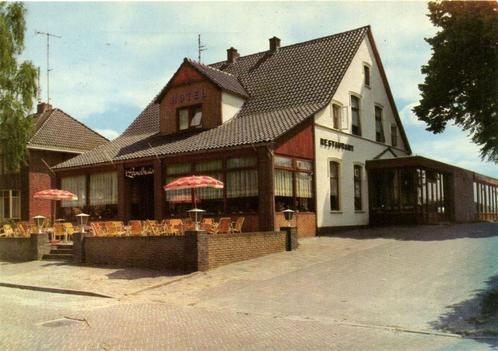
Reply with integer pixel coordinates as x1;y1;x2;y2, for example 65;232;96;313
20;1;497;177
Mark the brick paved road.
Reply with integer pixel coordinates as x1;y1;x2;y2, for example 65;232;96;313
1;223;498;350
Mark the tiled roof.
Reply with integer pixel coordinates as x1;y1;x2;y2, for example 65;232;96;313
29;108;108;153
56;26;382;169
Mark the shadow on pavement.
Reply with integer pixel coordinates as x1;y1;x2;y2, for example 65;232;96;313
323;223;498;241
431;273;498;348
106;268;184;280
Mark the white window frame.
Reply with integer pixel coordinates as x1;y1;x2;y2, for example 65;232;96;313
363;62;372;88
374;103;385;143
328;158;342;212
350;93;362;136
0;189;21;220
353;162;365;212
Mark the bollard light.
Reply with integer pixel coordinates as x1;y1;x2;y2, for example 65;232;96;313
188;208;205;231
76;213;90;233
33;215;46;234
282;209;295;227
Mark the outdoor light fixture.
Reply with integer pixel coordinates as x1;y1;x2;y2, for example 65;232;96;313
76;213;90;233
188;208;205;231
33;215;46;234
283;209;295;227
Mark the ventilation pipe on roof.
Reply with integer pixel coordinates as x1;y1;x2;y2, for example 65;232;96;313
269;36;281;52
227;47;240;63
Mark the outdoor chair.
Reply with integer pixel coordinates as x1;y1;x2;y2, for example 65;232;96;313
212;217;232;234
1;224;14;237
128;220;143;236
231;217;245;233
144;220;161;236
167;219;183;235
62;222;76;241
112;221;126;236
90;222;104;236
104;221;124;237
53;223;67;241
15;222;31;237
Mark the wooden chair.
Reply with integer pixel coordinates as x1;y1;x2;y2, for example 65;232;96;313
1;224;14;237
90;222;104;236
112;221;126;236
213;217;232;234
129;220;143;236
15;222;30;237
167;219;183;235
62;222;76;241
53;223;67;241
231;217;245;233
145;220;161;236
104;221;124;237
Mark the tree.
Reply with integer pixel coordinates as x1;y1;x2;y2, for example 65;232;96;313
0;2;37;172
413;1;498;162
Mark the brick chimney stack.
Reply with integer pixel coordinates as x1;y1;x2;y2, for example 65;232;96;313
227;47;240;64
269;36;281;52
37;102;52;114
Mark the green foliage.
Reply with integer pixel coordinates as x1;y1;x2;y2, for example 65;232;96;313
0;2;37;172
413;1;498;162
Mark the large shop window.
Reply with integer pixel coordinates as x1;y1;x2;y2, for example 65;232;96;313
474;182;498;221
227;157;258;213
165;163;192;214
274;156;314;212
61;175;86;208
354;165;362;211
195;160;223;214
89;172;118;219
329;161;340;211
351;95;361;136
0;190;20;220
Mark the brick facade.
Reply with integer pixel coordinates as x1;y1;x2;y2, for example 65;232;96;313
0;233;50;262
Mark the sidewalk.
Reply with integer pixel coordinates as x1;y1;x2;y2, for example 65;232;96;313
0;260;189;298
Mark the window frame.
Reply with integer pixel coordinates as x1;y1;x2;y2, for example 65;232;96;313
353;164;363;211
331;103;342;130
350;94;362;136
363;63;371;88
274;156;314;212
329;160;340;211
374;105;385;143
0;189;21;220
176;104;203;132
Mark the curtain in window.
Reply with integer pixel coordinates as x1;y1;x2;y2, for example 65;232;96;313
227;157;257;169
167;163;191;175
11;190;20;218
227;170;258;198
275;170;293;196
296;172;312;198
61;175;87;207
195;160;222;172
89;172;118;205
197;172;224;199
165;176;191;201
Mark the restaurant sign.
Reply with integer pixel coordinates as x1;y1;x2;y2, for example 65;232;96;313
125;166;154;179
320;138;354;152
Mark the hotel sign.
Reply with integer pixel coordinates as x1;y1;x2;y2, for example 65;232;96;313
125;166;154;179
170;88;207;106
320;138;354;152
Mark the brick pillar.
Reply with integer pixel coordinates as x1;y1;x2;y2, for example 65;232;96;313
30;233;50;260
279;226;298;251
258;147;275;231
184;230;209;272
153;159;164;221
72;232;86;264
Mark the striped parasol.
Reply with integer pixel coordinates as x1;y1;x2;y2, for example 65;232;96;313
164;175;223;208
33;189;78;201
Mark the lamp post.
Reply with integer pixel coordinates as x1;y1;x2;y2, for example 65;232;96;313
76;213;90;233
188;208;205;231
282;209;295;227
33;215;46;234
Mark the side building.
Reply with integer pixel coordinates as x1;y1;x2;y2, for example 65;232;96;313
0;103;108;223
53;26;498;236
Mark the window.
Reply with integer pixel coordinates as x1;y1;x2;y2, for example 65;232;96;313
329;161;340;211
89;172;118;206
61;176;86;208
364;65;371;87
177;105;203;131
0;190;20;220
351;96;361;136
227;157;259;213
332;104;341;129
274;157;314;212
391;124;398;147
375;106;385;143
354;165;362;211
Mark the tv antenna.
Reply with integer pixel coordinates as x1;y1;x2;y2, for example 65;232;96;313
35;30;61;104
198;34;207;63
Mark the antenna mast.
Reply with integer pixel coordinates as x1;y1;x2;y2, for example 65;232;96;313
198;34;206;63
35;30;61;104
36;66;41;102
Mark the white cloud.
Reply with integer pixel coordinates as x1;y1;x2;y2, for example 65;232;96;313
96;129;120;141
399;102;425;127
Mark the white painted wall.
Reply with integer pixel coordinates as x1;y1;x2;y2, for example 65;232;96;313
221;92;245;123
314;36;410;228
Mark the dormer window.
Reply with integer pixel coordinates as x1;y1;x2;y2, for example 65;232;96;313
177;105;203;131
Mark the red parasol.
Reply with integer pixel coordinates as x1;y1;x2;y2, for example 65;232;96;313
164;175;223;208
33;189;78;225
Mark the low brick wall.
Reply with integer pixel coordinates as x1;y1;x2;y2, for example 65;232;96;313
83;236;185;270
198;231;287;271
0;233;50;262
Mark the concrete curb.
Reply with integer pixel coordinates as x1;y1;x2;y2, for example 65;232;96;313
125;271;201;296
0;282;113;299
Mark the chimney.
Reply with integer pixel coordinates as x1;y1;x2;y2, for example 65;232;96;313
37;102;52;114
227;47;239;63
269;36;281;52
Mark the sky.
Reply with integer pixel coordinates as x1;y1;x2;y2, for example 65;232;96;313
20;1;497;178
